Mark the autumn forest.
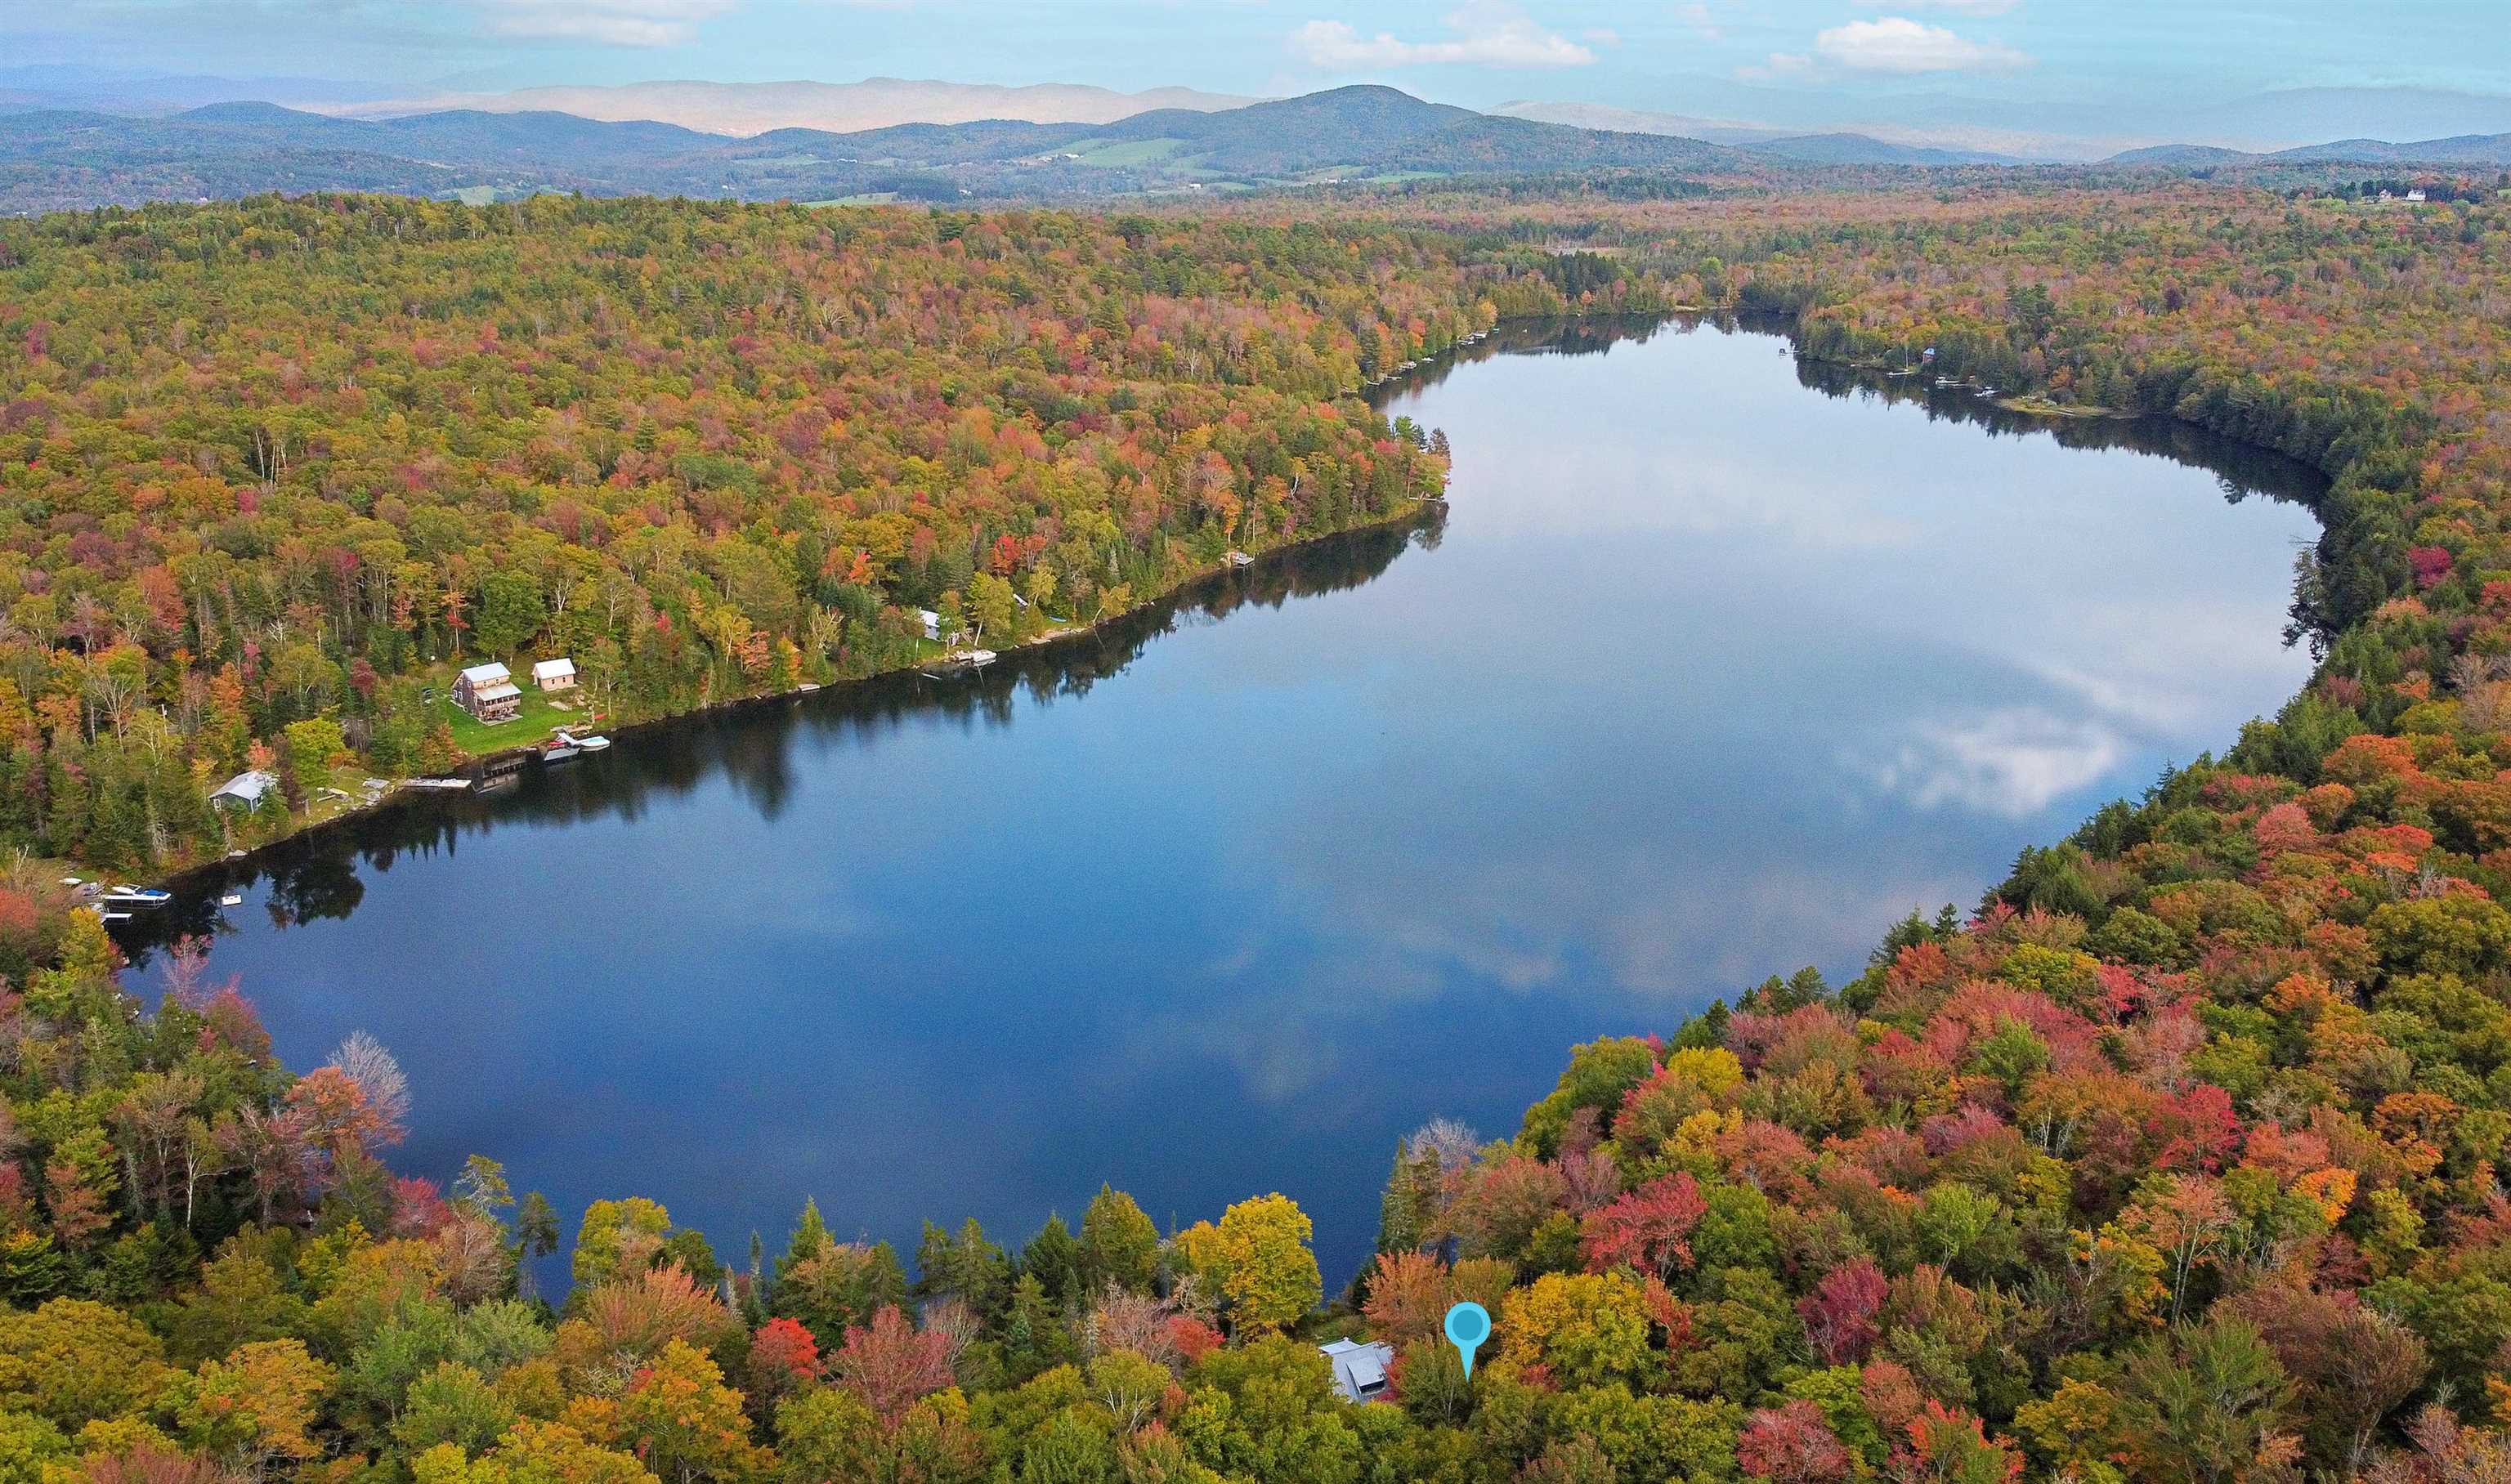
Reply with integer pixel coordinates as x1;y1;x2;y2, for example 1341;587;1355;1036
9;165;2511;1482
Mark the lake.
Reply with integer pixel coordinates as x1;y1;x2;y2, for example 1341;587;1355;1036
117;315;2326;1289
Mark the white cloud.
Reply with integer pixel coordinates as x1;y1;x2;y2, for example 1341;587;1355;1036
472;0;738;47
1845;708;2123;818
1292;3;1596;69
1813;16;2032;74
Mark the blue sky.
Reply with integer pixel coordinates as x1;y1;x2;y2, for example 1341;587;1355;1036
13;0;2508;124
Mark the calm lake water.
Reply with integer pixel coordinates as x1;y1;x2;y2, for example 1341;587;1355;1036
121;316;2325;1288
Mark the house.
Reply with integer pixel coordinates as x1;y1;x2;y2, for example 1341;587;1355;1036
917;609;942;641
208;770;278;810
454;662;521;723
1318;1339;1394;1403
531;657;578;695
2406;188;2429;203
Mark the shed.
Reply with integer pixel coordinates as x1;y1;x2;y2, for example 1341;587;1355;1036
531;657;578;693
917;609;942;641
208;770;278;810
454;662;521;723
1319;1339;1394;1403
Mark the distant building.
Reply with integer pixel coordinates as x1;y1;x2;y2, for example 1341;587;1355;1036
208;770;278;810
531;657;578;694
454;662;521;723
917;609;942;641
2406;188;2429;203
1319;1339;1394;1403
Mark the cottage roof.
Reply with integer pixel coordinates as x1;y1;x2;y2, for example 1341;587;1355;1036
208;770;277;805
472;682;521;704
459;662;512;685
532;658;576;682
1318;1339;1394;1402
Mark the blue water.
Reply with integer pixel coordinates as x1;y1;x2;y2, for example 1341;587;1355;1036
124;317;2324;1288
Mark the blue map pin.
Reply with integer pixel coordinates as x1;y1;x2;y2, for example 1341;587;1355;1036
1443;1300;1491;1379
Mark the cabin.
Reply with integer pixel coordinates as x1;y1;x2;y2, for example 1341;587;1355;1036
531;657;578;695
917;609;942;641
1318;1339;1394;1404
208;770;278;811
2406;188;2429;203
454;662;521;723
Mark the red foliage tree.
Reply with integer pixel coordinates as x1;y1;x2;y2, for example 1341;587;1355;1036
833;1305;954;1421
1798;1258;1890;1366
1738;1401;1855;1483
1579;1172;1708;1279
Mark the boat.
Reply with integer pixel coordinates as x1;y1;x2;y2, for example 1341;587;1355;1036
219;894;244;907
1226;550;1254;568
102;886;171;907
573;734;612;752
543;739;582;762
403;777;472;792
1976;387;1999;397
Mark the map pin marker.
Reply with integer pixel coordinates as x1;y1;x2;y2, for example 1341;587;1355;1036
1443;1300;1491;1379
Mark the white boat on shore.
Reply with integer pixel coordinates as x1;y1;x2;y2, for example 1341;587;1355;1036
404;777;472;792
574;734;612;752
103;886;171;907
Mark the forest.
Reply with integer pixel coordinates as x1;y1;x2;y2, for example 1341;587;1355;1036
8;173;2511;1481
0;195;1582;869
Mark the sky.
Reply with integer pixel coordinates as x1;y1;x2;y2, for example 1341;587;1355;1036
11;0;2511;144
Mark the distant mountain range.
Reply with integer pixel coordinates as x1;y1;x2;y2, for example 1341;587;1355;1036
2108;133;2511;168
0;87;1750;213
7;78;2511;217
312;78;1259;136
1490;101;2022;165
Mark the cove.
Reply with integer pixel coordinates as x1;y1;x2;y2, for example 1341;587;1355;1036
115;315;2327;1289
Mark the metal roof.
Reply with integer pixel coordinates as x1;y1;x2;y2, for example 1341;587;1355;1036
459;662;512;684
532;658;576;681
1319;1339;1394;1402
208;769;277;805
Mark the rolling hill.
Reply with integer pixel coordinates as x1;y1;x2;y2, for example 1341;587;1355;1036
2108;132;2511;168
0;85;1743;213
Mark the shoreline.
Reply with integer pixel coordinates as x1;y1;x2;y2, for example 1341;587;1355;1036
132;306;2311;898
147;495;1441;895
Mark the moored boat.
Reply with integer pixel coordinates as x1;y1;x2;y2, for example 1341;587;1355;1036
103;885;171;907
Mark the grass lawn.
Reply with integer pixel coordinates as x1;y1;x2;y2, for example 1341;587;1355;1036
440;682;599;758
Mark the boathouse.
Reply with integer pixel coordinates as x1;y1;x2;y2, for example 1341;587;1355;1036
532;657;578;695
1318;1339;1394;1403
454;662;521;723
208;770;278;810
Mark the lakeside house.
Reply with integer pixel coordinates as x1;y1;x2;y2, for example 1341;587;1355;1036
532;657;578;695
454;662;521;723
917;609;942;641
208;770;278;810
1318;1339;1394;1403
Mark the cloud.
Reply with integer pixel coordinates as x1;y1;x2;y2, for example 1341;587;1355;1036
1291;3;1596;69
1846;708;2124;818
471;0;738;47
1812;16;2032;74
